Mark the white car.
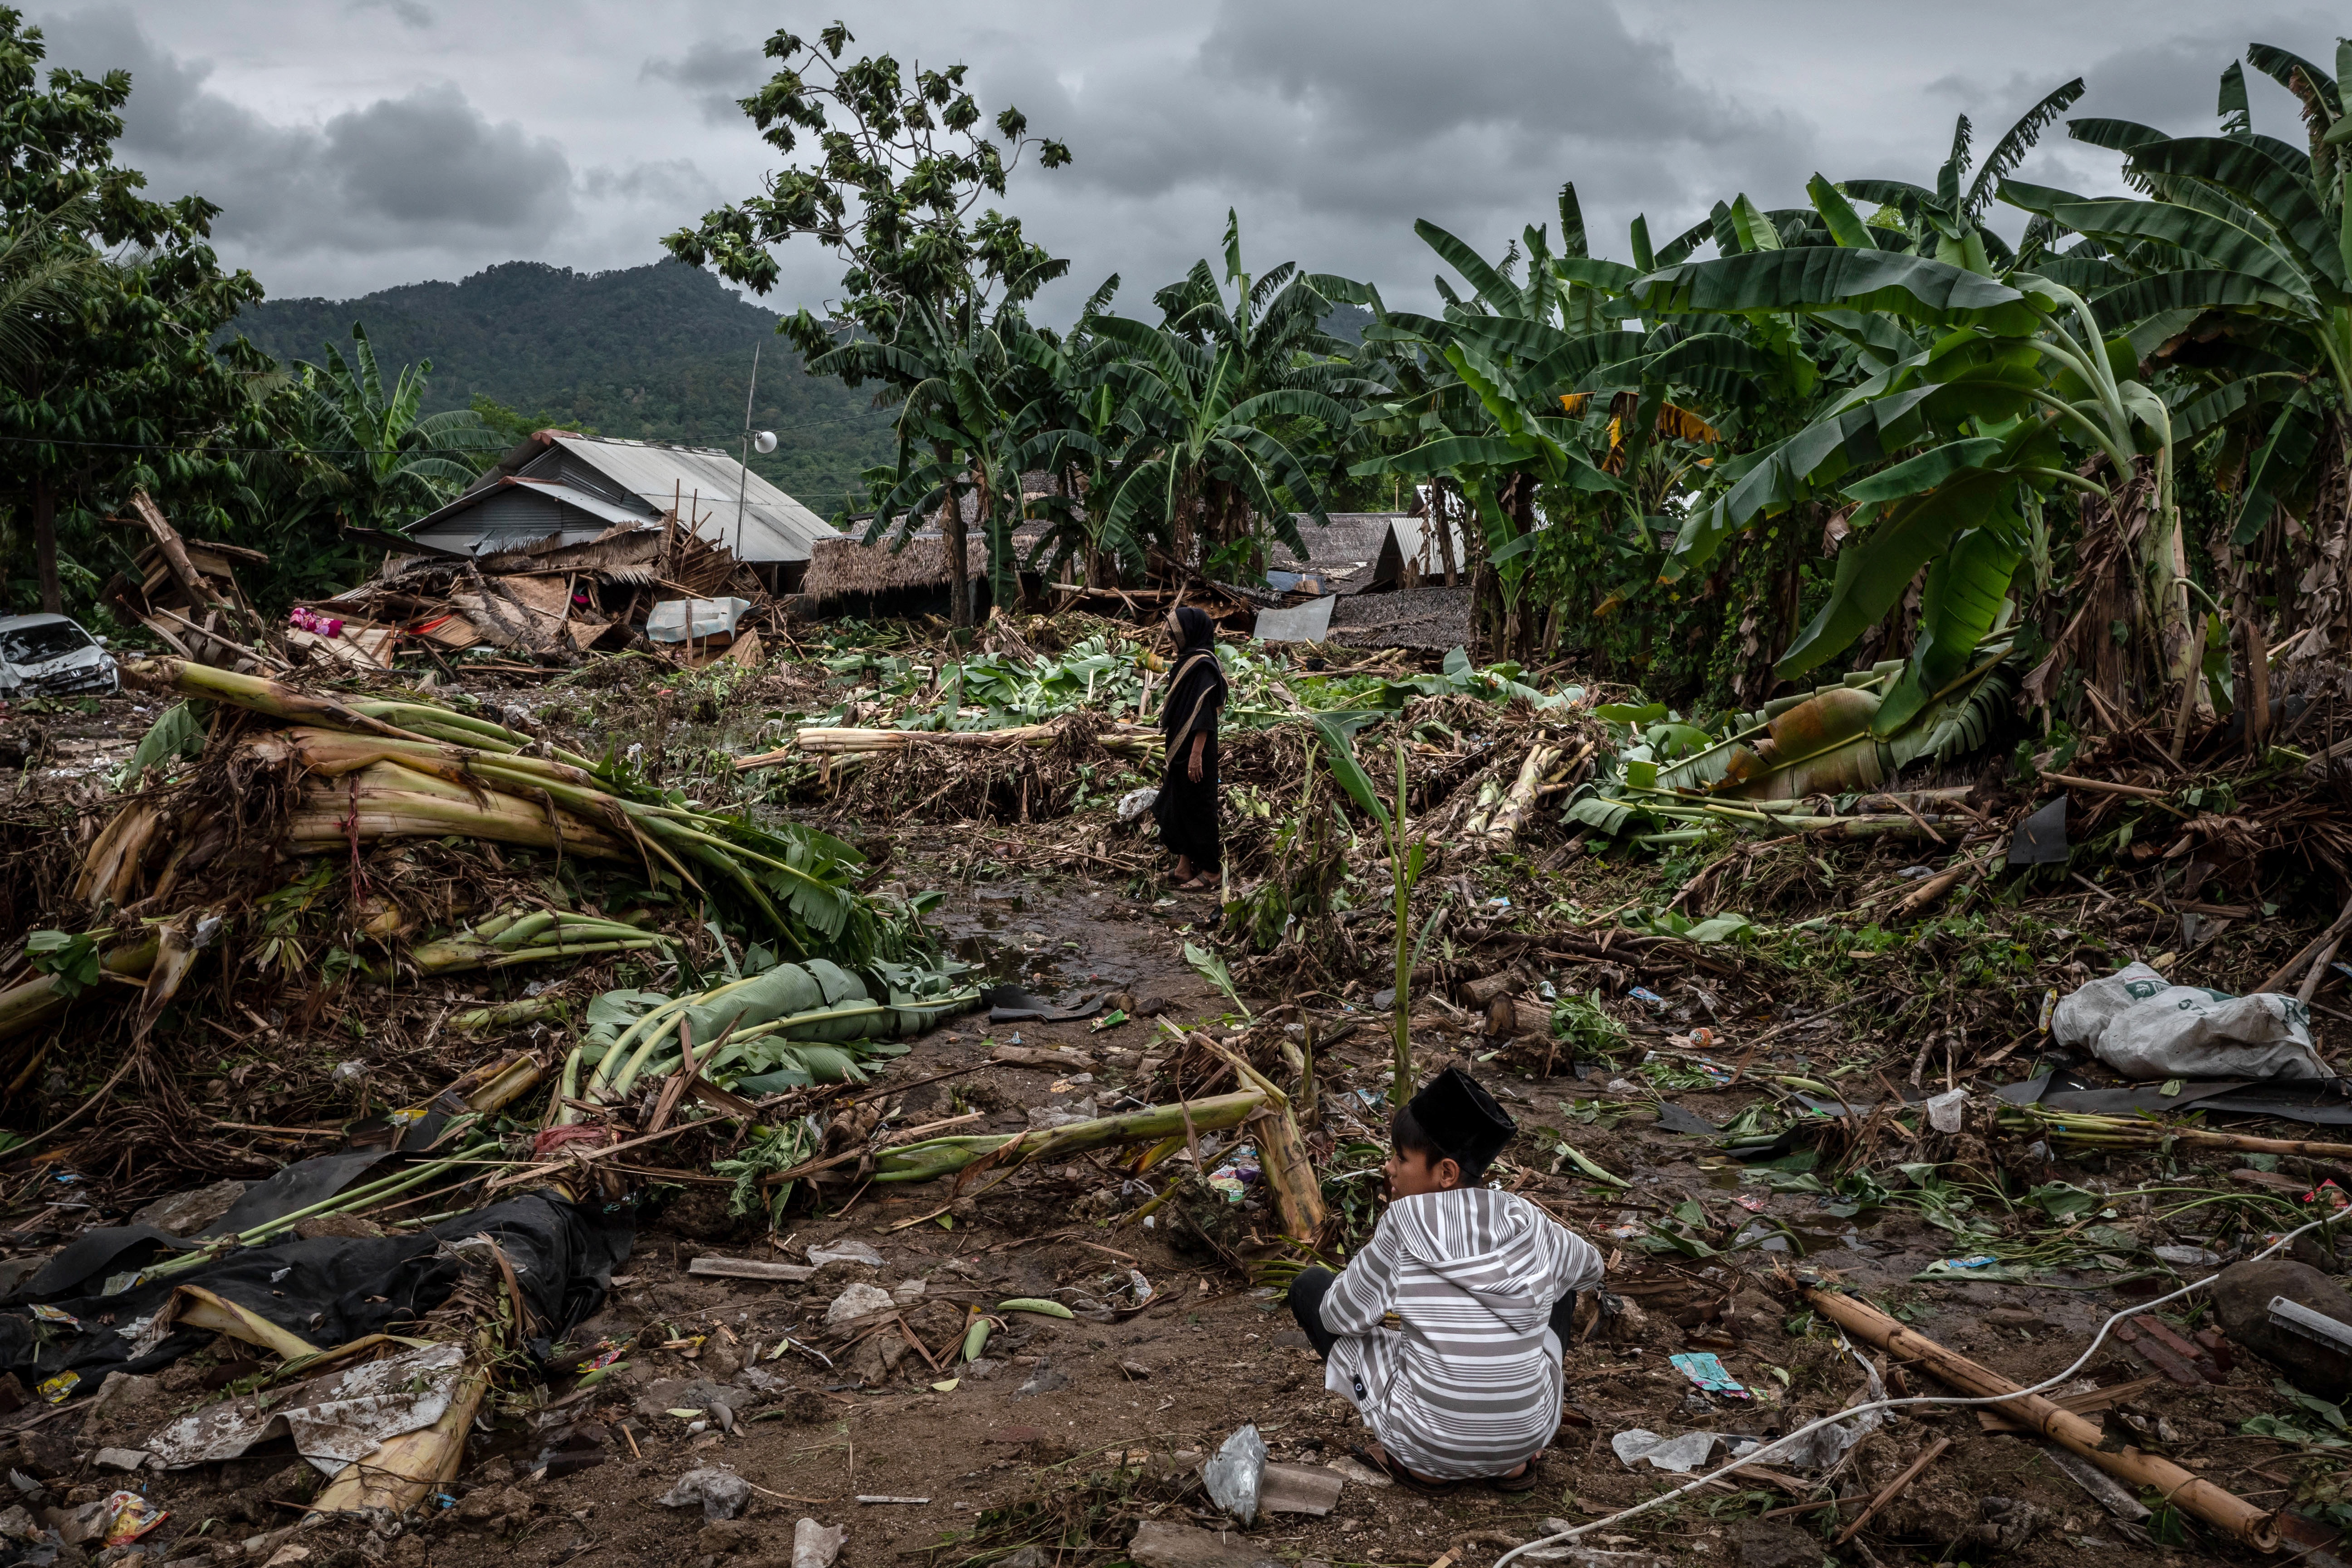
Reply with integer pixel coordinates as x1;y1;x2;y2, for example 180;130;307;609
0;612;120;699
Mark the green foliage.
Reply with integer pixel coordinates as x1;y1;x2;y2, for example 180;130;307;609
25;929;103;996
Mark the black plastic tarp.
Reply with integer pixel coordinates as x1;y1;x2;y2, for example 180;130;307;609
0;1193;632;1390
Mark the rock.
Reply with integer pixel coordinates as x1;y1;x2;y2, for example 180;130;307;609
453;1486;529;1529
84;1373;159;1421
1125;1521;1284;1568
1015;1364;1068;1396
0;1504;40;1542
91;1450;150;1474
824;1284;895;1327
1728;1519;1821;1568
962;1357;1003;1382
1119;1361;1151;1379
2211;1258;2352;1398
1323;1456;1390;1490
791;1519;845;1568
696;1519;760;1556
890;1279;925;1306
130;1180;248;1239
658;1468;752;1523
996;1551;1044;1568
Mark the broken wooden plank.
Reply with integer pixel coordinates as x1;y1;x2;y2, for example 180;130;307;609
1978;1376;2163;1433
687;1255;817;1283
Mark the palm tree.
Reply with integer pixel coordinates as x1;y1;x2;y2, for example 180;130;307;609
301;323;499;534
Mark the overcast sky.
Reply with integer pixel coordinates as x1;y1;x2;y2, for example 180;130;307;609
29;1;2350;323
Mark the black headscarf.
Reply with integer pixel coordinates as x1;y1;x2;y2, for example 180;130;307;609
1160;607;1227;748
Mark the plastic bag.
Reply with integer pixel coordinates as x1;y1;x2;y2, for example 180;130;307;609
2052;963;2325;1081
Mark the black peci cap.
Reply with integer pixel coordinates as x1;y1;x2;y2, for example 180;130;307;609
1407;1066;1516;1170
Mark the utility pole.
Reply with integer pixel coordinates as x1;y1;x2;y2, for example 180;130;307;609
733;341;761;559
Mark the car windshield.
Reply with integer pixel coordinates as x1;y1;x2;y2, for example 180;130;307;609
0;621;91;664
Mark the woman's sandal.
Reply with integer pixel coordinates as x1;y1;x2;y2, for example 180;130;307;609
1489;1454;1544;1493
1351;1443;1458;1495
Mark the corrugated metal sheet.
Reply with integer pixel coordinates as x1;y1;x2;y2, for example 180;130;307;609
407;435;845;564
547;436;841;563
409;480;650;555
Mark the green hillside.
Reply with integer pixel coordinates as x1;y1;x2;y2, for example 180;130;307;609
228;260;899;511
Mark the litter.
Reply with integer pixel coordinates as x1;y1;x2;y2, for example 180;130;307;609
658;1467;753;1522
1199;1423;1268;1525
1667;1352;1749;1400
144;1339;468;1474
1609;1430;1754;1473
794;1518;847;1568
2052;963;2326;1081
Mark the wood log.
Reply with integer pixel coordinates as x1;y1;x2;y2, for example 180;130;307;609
990;1046;1099;1072
128;487;224;616
1458;971;1523;1009
1803;1283;2280;1552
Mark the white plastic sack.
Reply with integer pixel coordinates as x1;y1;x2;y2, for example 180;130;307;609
2052;962;2324;1081
646;597;750;644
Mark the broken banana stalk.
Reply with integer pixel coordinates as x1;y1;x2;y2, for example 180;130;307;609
855;1088;1271;1185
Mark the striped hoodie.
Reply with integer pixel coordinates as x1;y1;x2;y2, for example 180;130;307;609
1316;1186;1603;1480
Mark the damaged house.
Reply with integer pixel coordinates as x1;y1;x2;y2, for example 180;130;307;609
300;431;843;666
405;430;842;591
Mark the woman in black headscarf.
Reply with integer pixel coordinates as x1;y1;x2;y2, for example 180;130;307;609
1152;606;1227;891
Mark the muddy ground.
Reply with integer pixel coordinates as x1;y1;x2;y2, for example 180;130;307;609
2;667;2344;1568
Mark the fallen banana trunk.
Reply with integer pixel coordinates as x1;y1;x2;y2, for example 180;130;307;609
756;719;1163;764
2001;1106;2352;1160
387;910;669;978
1475;744;1564;848
0;938;159;1042
1803;1281;2281;1553
850;1088;1270;1185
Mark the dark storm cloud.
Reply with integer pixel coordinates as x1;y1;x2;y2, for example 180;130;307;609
34;6;573;266
642;38;768;125
24;2;2352;313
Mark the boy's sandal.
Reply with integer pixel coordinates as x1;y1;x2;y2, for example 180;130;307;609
1352;1444;1458;1495
1489;1455;1544;1494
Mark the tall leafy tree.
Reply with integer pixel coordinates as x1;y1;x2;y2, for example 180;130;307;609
662;19;1070;626
0;8;278;617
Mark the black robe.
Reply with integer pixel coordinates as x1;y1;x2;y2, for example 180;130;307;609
1152;608;1225;872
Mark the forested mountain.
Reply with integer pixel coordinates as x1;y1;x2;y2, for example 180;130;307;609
228;260;898;509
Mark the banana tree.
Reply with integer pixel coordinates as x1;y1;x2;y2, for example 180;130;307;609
2005;42;2352;665
1645;183;2181;734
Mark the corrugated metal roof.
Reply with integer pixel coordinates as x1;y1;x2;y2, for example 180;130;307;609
547;436;842;563
407;434;845;564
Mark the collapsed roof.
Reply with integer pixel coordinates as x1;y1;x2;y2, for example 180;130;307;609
403;431;843;564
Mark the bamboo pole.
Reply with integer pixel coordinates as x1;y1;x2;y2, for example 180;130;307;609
1803;1284;2279;1552
2004;1107;2352;1161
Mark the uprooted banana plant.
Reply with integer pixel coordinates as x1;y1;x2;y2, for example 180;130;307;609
558;957;980;1122
88;659;913;967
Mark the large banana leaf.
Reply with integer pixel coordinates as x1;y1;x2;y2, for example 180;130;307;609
2236;393;2325;543
2049;198;2312;298
1872;514;2026;735
1775;468;2010;681
2090;268;2306;320
1666;387;1940;577
1631;248;2049;335
2127;137;2350;298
